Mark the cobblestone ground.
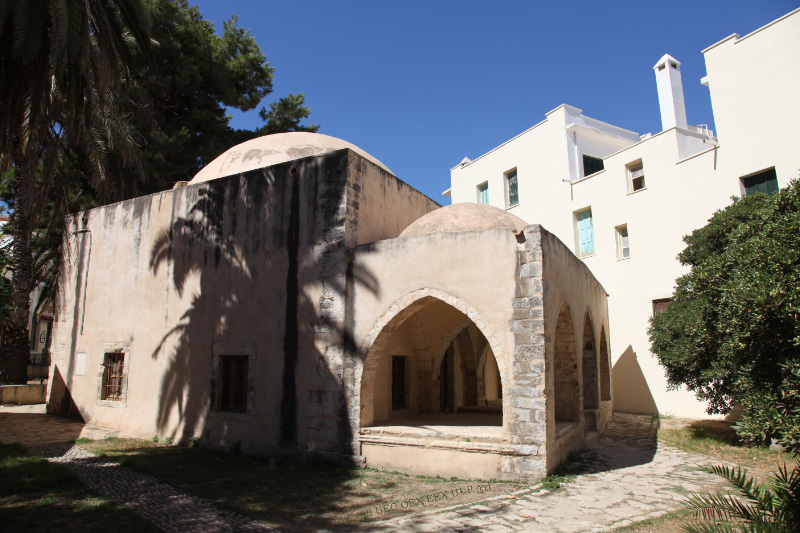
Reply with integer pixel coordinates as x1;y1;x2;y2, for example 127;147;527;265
2;406;722;532
28;442;270;533
368;414;723;532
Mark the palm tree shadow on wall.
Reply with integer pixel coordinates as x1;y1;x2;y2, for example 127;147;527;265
146;152;379;471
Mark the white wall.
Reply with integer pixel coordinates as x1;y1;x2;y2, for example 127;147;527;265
448;9;800;418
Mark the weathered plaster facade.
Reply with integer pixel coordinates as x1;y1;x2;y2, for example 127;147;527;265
48;133;611;481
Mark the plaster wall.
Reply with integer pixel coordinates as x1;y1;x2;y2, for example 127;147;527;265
702;8;800;188
47;149;439;460
449;10;800;418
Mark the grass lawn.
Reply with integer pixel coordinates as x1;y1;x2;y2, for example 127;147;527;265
81;437;527;530
658;418;792;475
0;443;157;533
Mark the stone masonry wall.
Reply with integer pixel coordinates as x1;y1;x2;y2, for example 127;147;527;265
505;224;547;480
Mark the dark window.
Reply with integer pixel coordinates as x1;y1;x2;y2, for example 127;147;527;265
742;168;779;197
652;298;671;316
628;161;645;192
101;353;124;401
583;155;604;177
506;170;519;207
391;356;407;410
220;355;249;413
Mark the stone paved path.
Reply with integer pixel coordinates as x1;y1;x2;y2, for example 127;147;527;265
368;414;723;532
1;405;723;532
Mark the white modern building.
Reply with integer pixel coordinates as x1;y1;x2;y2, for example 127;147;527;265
447;8;800;418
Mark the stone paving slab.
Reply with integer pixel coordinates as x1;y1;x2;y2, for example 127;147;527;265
1;406;724;532
29;442;270;533
366;413;724;532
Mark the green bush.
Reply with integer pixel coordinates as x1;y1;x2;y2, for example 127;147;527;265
649;180;800;417
737;361;800;454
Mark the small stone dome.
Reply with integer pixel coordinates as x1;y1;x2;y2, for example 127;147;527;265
400;203;528;238
190;132;392;184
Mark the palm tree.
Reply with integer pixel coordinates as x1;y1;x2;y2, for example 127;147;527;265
0;1;151;383
683;463;800;532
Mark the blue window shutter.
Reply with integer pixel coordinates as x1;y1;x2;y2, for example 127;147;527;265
578;210;595;256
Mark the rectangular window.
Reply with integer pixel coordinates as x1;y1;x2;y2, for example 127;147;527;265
627;160;645;192
477;182;489;204
652;298;671;316
391;356;407;410
505;169;518;208
615;224;630;259
576;208;595;257
220;355;249;413
101;353;125;401
582;154;604;177
742;168;778;197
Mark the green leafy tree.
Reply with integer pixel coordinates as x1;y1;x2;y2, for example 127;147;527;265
127;0;319;189
649;181;800;417
0;0;152;383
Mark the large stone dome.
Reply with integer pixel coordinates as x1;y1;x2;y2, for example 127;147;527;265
400;203;528;238
189;132;392;184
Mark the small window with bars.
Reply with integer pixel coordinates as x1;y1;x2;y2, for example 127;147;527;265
627;160;645;193
220;355;249;413
101;353;125;401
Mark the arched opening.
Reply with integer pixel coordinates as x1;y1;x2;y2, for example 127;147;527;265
599;327;611;402
554;301;579;428
360;292;505;436
581;312;599;431
477;344;503;409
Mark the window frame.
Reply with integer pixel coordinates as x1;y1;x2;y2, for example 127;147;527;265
504;168;519;208
615;224;630;260
96;342;129;407
582;154;604;177
652;298;672;316
476;182;489;205
391;355;408;410
626;159;646;194
573;207;596;258
740;167;778;197
211;342;256;419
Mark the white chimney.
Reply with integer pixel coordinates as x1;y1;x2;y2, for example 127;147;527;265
653;54;688;131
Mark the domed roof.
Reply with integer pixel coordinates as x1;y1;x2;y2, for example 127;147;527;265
189;132;392;184
400;203;528;238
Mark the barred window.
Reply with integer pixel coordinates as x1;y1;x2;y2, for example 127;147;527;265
101;353;124;401
220;355;249;413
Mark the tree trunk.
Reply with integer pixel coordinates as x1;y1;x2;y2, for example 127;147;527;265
0;156;34;384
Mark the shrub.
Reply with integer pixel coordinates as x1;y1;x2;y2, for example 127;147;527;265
683;462;800;532
649;180;800;417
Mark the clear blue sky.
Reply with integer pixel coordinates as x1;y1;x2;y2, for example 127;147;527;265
193;0;797;203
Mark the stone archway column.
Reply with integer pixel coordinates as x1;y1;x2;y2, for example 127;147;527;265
506;225;547;479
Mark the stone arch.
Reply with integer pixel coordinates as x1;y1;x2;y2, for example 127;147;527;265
581;311;599;431
358;288;505;428
554;300;579;423
581;311;599;411
599;326;611;402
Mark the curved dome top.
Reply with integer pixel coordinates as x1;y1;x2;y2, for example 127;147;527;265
400;203;528;238
189;132;392;184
